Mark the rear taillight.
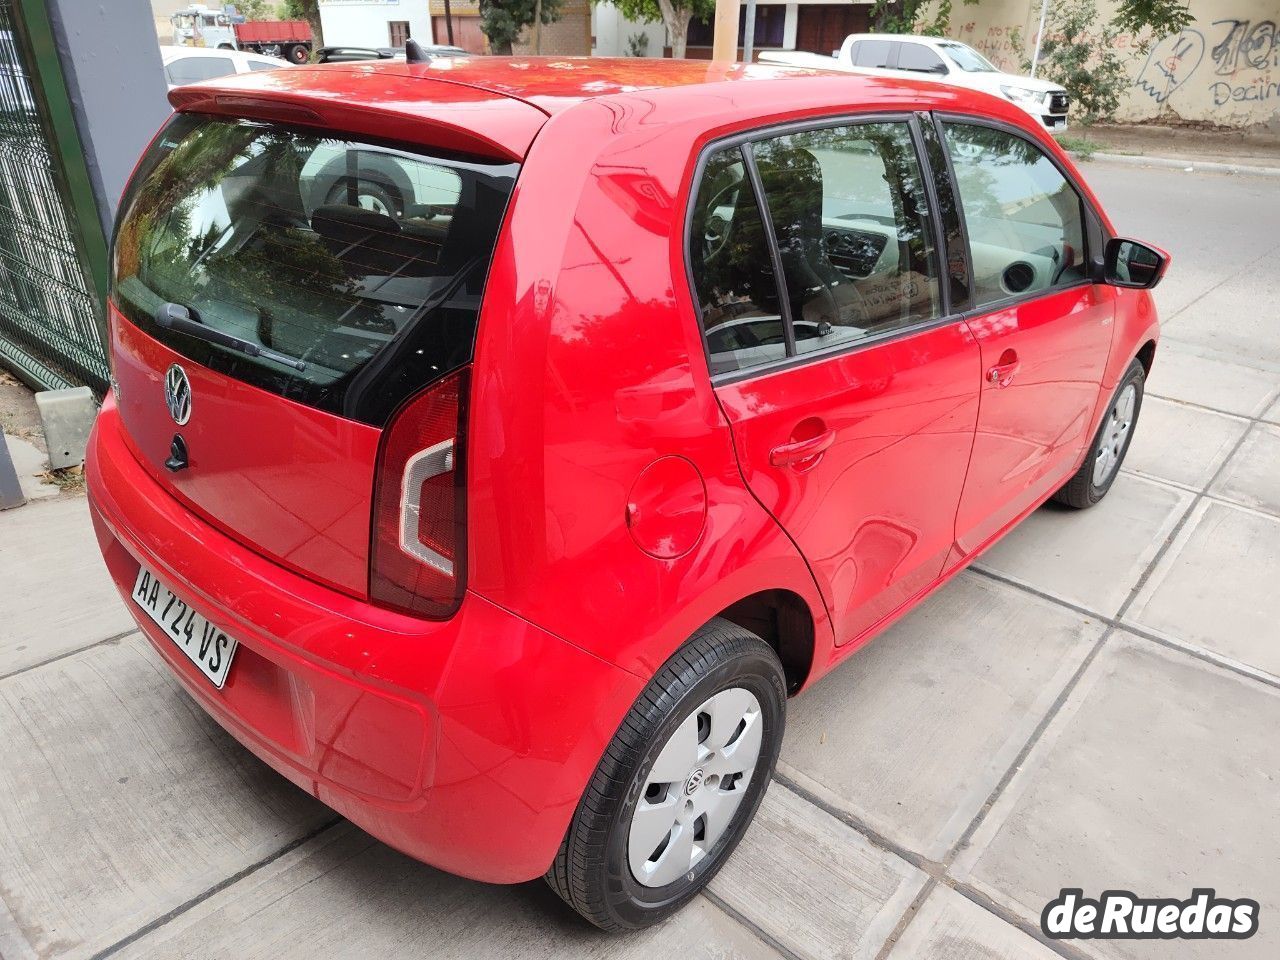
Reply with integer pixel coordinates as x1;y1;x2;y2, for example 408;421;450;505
370;368;468;618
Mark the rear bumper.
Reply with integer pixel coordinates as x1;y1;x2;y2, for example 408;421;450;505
86;398;644;883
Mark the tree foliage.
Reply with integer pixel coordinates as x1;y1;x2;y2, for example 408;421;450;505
479;0;563;55
612;0;714;58
233;0;277;20
1017;0;1127;124
870;0;977;36
1111;0;1193;42
280;0;323;46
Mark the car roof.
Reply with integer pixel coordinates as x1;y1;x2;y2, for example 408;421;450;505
159;44;287;65
847;33;950;47
168;55;1034;160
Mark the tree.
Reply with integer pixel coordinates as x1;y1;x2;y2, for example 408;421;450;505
280;0;323;46
234;0;278;20
1112;0;1193;42
611;0;713;59
479;0;562;55
870;0;977;36
1016;0;1127;124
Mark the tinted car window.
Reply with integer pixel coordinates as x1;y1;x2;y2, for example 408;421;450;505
112;114;517;425
165;56;236;85
943;123;1087;307
751;122;941;357
689;147;786;376
896;42;946;73
852;39;892;68
247;60;280;72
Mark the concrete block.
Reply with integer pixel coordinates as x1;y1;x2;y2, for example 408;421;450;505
953;635;1280;960
112;824;781;960
0;634;332;960
887;885;1062;960
1210;423;1280;518
1143;340;1280;419
35;387;97;469
1127;499;1280;677
976;474;1191;617
710;783;927;960
780;574;1101;860
0;497;135;674
1122;397;1248;490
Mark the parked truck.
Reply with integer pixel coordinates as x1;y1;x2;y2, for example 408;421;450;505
170;5;313;64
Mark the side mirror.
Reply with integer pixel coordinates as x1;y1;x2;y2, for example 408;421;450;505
930;63;949;75
1104;237;1169;290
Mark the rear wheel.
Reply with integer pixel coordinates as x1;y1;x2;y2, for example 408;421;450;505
1053;358;1145;509
284;43;309;64
547;619;785;931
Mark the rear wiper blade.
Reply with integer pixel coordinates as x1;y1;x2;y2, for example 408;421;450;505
155;302;307;372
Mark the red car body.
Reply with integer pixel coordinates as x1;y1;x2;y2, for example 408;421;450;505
87;58;1160;885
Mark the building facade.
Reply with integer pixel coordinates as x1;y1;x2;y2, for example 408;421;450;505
318;0;432;49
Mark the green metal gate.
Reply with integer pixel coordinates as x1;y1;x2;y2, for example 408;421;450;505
0;0;109;393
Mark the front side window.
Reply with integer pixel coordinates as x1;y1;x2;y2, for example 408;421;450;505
896;43;947;73
942;122;1087;307
751;122;941;357
113;114;517;424
689;148;786;376
938;42;998;72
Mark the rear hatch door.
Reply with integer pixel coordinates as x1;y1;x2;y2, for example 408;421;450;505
110;70;537;597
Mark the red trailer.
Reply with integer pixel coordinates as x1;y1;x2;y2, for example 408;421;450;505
232;20;313;63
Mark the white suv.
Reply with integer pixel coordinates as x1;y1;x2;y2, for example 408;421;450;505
764;34;1070;136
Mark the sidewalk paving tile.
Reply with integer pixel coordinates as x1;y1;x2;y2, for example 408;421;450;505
0;633;331;960
974;474;1192;617
0;497;135;676
709;782;927;960
1125;498;1280;677
1209;423;1280;518
1143;341;1280;419
1122;397;1248;491
779;574;1101;861
952;634;1280;960
1162;268;1280;366
113;824;781;960
886;885;1061;960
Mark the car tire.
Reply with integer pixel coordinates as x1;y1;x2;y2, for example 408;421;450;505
284;44;310;64
546;618;786;931
1053;358;1145;509
324;178;402;219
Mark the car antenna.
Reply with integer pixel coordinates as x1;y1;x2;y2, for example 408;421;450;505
405;38;429;63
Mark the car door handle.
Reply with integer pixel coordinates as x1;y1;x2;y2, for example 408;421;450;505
769;430;835;468
986;350;1020;388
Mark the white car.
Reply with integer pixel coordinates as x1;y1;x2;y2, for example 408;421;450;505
160;45;290;89
761;34;1070;136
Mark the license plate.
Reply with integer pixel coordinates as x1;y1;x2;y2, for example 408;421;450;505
131;566;238;688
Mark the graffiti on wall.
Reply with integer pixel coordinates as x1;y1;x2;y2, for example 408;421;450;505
1136;19;1280;112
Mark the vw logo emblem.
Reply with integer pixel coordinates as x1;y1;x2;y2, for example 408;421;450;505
684;768;706;796
164;364;192;426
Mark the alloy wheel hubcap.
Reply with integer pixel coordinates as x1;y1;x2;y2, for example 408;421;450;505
627;687;763;888
1093;383;1136;487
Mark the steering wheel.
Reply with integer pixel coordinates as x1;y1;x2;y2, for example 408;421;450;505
1050;243;1077;286
700;179;744;263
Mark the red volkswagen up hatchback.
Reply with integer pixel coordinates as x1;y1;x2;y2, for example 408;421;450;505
87;56;1166;931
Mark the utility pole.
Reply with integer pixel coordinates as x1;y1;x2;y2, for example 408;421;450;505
742;0;756;62
444;0;454;44
534;0;543;52
1030;0;1049;77
711;0;740;62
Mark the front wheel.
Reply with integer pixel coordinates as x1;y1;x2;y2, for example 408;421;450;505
1053;358;1145;509
547;619;786;931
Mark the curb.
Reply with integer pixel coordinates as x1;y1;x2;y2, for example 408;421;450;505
1073;151;1280;178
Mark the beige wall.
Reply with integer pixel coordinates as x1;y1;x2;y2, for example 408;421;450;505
941;0;1280;129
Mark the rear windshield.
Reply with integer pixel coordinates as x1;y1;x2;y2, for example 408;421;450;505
112;114;518;425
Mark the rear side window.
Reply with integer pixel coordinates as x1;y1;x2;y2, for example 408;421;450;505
165;56;235;85
942;122;1087;307
852;39;892;68
688;147;787;376
112;114;517;425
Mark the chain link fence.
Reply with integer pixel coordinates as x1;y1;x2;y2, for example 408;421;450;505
0;0;107;393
